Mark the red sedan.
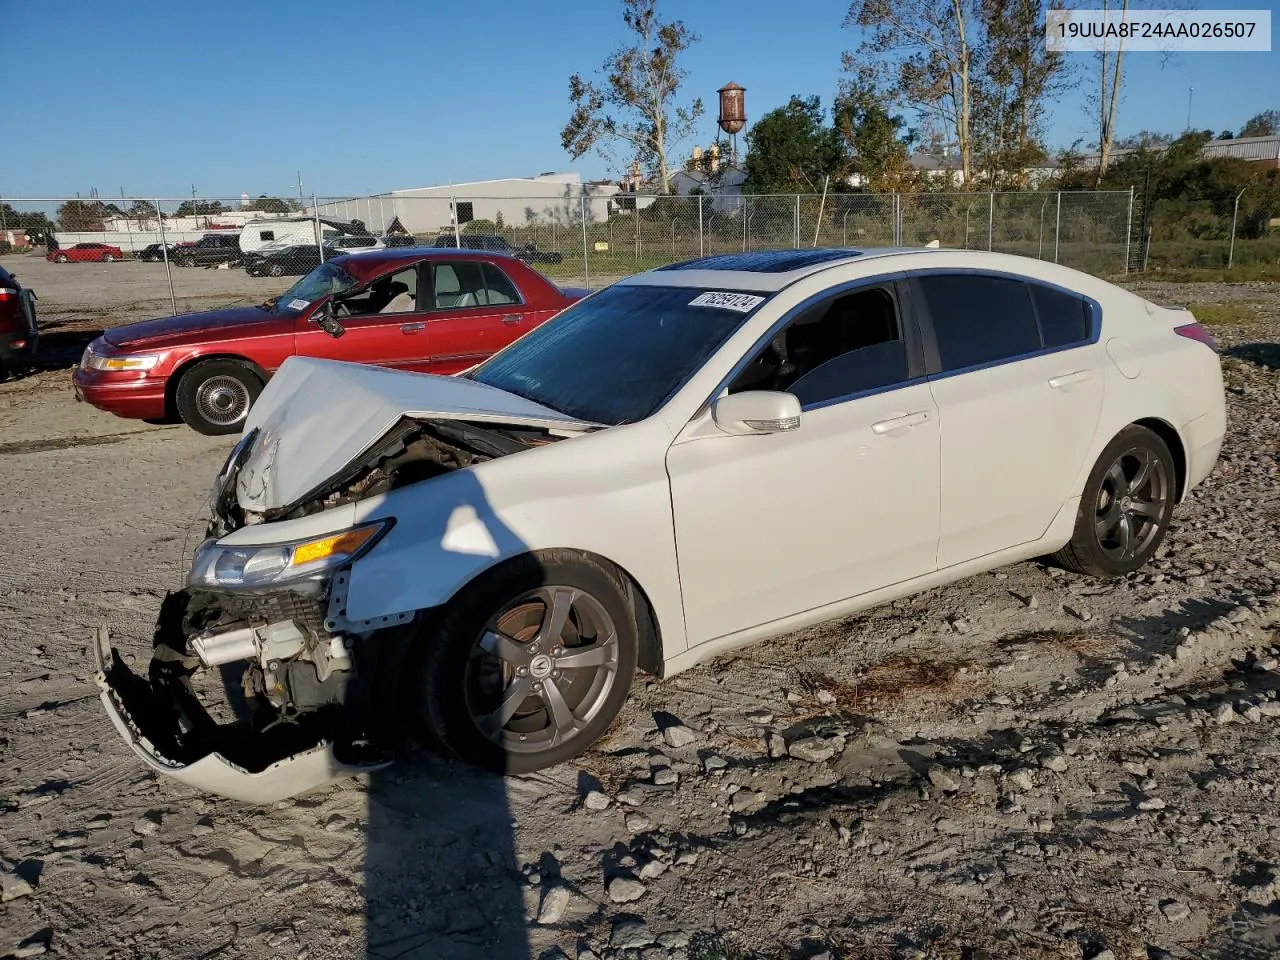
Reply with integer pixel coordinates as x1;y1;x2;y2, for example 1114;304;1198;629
73;249;586;434
47;242;124;263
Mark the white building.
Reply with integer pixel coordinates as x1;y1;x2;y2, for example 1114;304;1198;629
311;172;626;236
667;165;747;213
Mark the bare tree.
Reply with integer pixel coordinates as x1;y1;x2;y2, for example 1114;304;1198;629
561;0;704;195
844;0;981;188
976;0;1068;187
1091;0;1130;181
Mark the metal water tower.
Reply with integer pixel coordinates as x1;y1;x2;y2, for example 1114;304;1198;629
717;82;746;162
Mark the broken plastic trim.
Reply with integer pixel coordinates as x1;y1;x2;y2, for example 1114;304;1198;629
92;623;388;803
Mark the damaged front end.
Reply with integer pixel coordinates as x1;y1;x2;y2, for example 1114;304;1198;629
96;402;577;801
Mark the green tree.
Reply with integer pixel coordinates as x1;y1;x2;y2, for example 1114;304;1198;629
743;96;847;193
561;0;704;194
1239;110;1279;138
175;200;228;217
57;200;105;231
243;195;291;213
0;204;55;240
835;83;916;191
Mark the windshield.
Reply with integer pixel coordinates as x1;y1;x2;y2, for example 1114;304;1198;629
468;284;769;425
272;262;356;314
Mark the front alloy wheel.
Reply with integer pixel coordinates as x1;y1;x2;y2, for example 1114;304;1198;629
416;555;637;773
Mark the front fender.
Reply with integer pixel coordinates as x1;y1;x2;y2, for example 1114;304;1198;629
343;421;688;657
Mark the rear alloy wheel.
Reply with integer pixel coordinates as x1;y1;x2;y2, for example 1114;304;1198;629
415;554;637;774
174;360;263;436
1053;425;1176;578
55;253;68;263
102;253;115;262
267;262;284;277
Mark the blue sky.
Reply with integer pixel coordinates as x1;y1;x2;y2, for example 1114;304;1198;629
4;0;1276;199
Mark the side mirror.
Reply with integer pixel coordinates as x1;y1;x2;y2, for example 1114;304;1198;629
710;391;801;436
311;300;346;339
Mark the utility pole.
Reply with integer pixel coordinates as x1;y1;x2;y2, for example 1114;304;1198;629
297;171;305;210
1186;87;1194;132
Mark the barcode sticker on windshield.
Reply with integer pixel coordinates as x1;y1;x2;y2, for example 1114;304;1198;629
288;299;310;310
688;291;765;313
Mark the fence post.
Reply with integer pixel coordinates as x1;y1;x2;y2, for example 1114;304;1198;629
698;194;704;258
1228;187;1246;269
793;195;800;248
742;197;748;252
634;206;640;262
1123;186;1135;273
894;193;902;246
580;191;590;290
1053;191;1062;264
671;220;677;258
156;199;178;317
987;192;994;251
842;209;850;246
313;195;324;264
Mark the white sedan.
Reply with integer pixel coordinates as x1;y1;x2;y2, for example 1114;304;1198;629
96;247;1226;800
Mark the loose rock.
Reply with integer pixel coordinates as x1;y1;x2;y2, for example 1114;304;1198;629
662;725;698;749
788;737;837;763
607;876;648;904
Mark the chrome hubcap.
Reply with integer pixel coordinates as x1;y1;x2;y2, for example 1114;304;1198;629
196;376;250;427
1095;446;1169;561
464;585;619;754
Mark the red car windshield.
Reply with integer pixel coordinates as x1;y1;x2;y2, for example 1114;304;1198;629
270;263;357;314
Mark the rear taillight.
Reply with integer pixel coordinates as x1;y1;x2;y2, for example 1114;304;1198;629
1174;322;1218;352
0;287;15;302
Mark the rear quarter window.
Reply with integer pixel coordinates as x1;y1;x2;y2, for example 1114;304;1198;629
1031;283;1092;348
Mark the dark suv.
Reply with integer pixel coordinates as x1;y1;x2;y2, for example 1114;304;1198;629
433;233;563;264
0;263;37;381
173;234;242;267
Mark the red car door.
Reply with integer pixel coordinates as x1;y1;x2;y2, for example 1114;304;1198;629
293;262;437;369
421;260;545;375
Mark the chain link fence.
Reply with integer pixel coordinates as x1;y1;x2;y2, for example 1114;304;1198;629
11;188;1268;328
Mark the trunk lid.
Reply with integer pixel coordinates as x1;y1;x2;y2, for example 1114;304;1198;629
235;356;595;512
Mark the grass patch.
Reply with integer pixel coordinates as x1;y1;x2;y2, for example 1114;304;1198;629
797;654;967;712
997;629;1116;655
1129;263;1280;283
1184;301;1259;327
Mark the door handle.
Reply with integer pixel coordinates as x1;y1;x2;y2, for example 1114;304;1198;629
1048;369;1093;389
400;322;424;334
871;411;930;435
502;314;524;325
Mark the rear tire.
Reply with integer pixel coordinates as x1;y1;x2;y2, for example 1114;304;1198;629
55;254;68;263
413;553;637;774
102;253;115;262
268;262;284;277
174;360;263;436
1052;425;1176;578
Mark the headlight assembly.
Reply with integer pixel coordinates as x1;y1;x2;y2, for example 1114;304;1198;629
188;520;392;591
84;350;160;372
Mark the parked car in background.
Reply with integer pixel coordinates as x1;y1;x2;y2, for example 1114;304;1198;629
326;235;384;255
47;242;123;263
91;246;1227;799
433;233;563;265
0;263;38;380
73;249;582;434
137;243;184;262
172;234;242;267
381;234;418;248
243;244;333;277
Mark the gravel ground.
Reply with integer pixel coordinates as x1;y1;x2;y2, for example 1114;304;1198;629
0;278;1278;960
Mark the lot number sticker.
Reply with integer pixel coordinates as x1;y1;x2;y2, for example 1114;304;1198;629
688;291;765;313
288;298;311;310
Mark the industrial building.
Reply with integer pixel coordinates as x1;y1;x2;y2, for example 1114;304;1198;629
310;172;628;237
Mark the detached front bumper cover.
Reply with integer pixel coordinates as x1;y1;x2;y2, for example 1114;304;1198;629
93;625;388;803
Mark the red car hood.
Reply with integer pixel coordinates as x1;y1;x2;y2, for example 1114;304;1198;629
104;305;288;349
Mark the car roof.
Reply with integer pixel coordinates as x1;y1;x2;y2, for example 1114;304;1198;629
618;247;1053;293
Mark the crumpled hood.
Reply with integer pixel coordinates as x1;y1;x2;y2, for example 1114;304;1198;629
235;356;594;513
104;306;279;348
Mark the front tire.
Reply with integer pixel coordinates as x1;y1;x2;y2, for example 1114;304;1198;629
174;360;263;436
1052;425;1176;578
414;553;638;774
55;254;68;263
102;253;115;262
267;262;284;277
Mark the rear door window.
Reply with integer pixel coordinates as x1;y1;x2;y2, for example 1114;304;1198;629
917;274;1040;373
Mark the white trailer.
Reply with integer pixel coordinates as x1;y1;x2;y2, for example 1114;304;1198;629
238;217;343;254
